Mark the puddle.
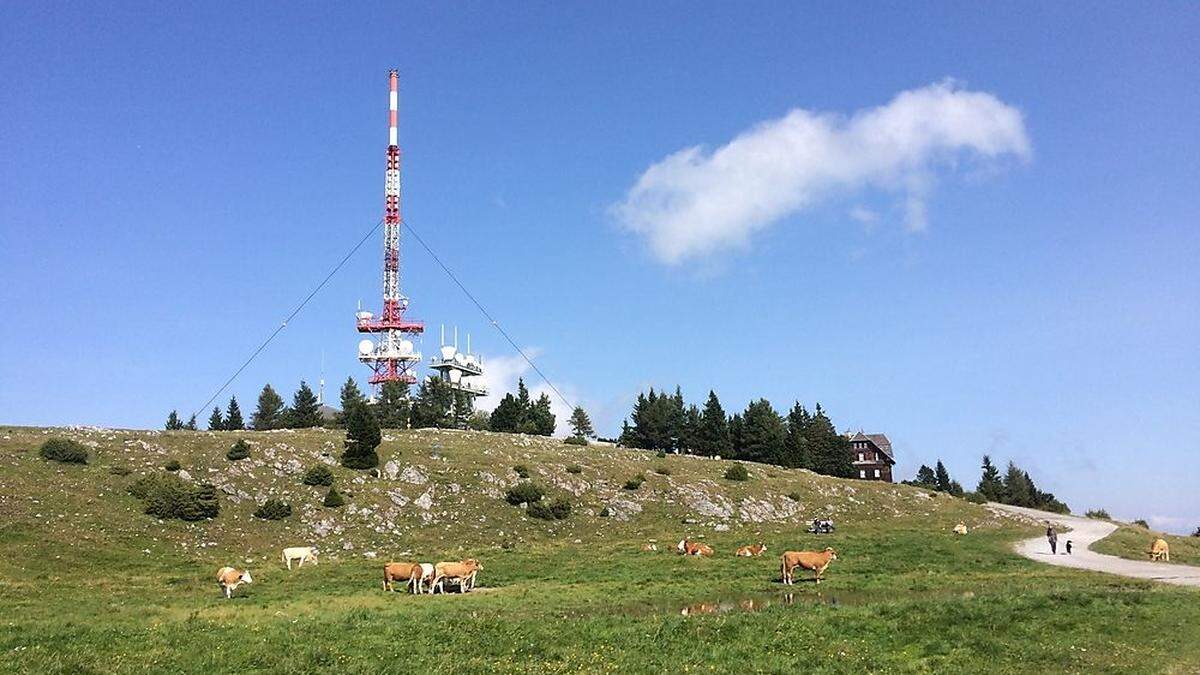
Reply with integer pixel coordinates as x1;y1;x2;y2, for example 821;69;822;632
630;588;977;617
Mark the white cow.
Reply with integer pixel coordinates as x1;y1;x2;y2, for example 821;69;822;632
282;546;318;570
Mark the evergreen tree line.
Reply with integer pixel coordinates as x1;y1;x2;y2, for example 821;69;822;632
906;455;1069;513
904;459;965;496
488;378;556;436
616;388;854;478
338;376;481;431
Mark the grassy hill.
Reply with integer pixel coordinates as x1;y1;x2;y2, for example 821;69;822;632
1;425;1197;673
1092;523;1199;566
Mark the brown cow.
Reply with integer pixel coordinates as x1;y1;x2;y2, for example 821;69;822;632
1150;538;1170;562
383;561;434;593
676;539;715;557
217;566;253;599
432;559;482;594
735;543;767;557
781;548;838;585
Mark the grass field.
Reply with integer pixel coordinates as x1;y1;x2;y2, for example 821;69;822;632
1091;524;1200;566
1;426;1197;673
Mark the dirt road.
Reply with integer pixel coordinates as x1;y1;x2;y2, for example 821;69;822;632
988;503;1200;588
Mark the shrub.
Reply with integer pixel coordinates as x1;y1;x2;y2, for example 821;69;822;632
504;481;544;505
128;473;218;521
108;466;132;476
303;464;335;487
655;450;666;458
1132;519;1149;528
598;506;611;517
623;474;645;491
164;459;182;472
39;438;88;464
529;495;572;520
724;463;749;481
964;491;988;504
512;464;531;479
1085;509;1111;520
254;499;292;520
226;440;251;461
786;491;803;502
323;486;346;508
653;466;672;476
566;464;583;474
563;436;588;446
342;404;381;469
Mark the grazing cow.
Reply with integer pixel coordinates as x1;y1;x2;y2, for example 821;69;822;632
1150;538;1170;562
432;559;482;594
641;543;658;552
383;561;431;593
217;566;252;599
735;543;767;557
676;539;715;557
281;546;318;570
953;522;968;536
781;548;838;585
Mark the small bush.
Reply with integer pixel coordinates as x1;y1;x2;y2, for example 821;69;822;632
1132;519;1149;528
599;506;611;518
226;440;251;461
128;473;218;521
566;464;583;474
303;464;335;486
1085;508;1111;520
563;436;588;446
786;491;803;502
623;474;646;491
655;450;666;458
254;499;292;520
724;463;749;481
164;459;182;472
529;495;572;520
653;466;672;476
39;438;88;464
504;481;544;505
108;466;131;476
323;486;346;508
964;491;988;504
513;464;531;479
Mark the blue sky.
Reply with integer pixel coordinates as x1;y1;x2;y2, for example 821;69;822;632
1;3;1197;531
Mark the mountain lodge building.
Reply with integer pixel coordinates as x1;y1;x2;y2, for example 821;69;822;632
848;431;895;482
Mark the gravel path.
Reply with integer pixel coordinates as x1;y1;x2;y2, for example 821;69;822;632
988;503;1200;587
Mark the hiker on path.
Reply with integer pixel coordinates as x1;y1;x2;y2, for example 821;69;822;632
1066;540;1073;555
1047;526;1058;554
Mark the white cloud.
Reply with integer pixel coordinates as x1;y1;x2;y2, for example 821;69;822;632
614;80;1031;264
476;349;577;437
849;206;879;225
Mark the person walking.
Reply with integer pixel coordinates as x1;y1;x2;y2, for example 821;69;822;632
1047;526;1058;555
1066;540;1073;555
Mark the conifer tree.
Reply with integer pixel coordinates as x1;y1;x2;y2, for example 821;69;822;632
1003;461;1033;506
697;391;731;457
935;460;952;493
808;404;853;478
374;380;411;429
739;399;786;465
341;403;381;469
914;464;938;488
453;390;474;430
667;387;686;449
323;486;346;508
289;380;322;428
728;413;744;458
337;376;367;427
223;396;244;431
524;393;556;436
184;414;197;431
165;410;183;431
976;455;1004;501
569;406;594;439
253;384;285;430
208;407;224;431
782;402;813;469
679;404;701;452
489;392;523;433
617;420;634;447
410;378;455;429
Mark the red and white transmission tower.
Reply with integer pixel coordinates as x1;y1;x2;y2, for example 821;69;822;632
356;69;424;391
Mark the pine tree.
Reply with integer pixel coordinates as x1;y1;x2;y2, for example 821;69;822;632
208;407;224;431
374;380;411;429
489;392;523;433
667;387;686;450
452;390;474;430
935;460;952;493
223;396;244;431
782;402;813;469
184;414;197;431
808;404;853;478
617;419;634;447
976;455;1004;501
913;464;937;488
739;399;786;465
728;413;744;458
289;381;322;428
525;393;556;436
569;406;594;439
679;404;702;453
1003;461;1033;507
323;486;346;508
165;410;183;431
336;377;367;427
697;391;730;457
253;384;285;430
410;378;454;429
341;403;381;469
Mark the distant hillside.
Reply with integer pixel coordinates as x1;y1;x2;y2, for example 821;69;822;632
0;425;1000;561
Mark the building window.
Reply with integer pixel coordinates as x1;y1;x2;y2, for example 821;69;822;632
859;470;866;479
873;469;880;478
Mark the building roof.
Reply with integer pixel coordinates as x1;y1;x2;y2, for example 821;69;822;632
848;431;895;463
